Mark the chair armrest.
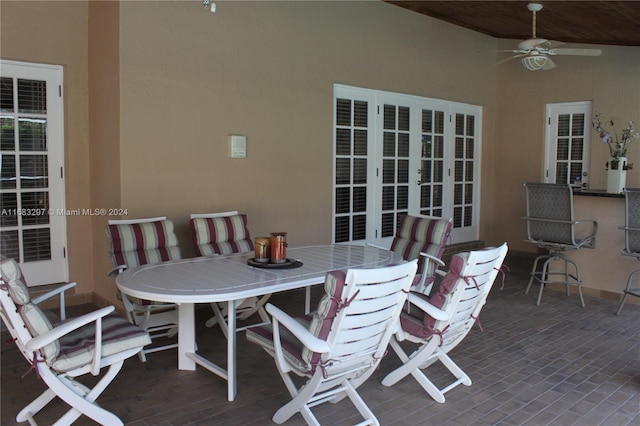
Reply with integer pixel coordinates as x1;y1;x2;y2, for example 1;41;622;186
107;265;127;277
407;293;450;322
31;282;77;321
576;219;598;248
418;252;446;268
31;282;76;305
619;225;640;232
266;304;330;354
25;306;115;351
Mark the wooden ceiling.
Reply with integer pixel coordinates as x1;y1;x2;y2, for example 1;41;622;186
385;1;640;46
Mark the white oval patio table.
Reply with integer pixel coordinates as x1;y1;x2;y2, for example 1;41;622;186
116;244;402;401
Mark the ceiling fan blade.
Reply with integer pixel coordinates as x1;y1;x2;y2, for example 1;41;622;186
550;48;603;56
495;54;526;66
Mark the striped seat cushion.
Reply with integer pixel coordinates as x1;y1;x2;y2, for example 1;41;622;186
189;214;253;256
106;219;181;268
1;257;150;368
246;270;347;375
51;312;151;373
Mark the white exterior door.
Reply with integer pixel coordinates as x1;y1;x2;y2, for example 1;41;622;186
0;60;67;285
333;85;481;246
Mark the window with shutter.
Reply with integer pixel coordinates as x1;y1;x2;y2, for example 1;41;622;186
545;101;592;188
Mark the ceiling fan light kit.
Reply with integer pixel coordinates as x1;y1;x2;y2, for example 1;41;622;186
503;3;603;71
522;55;551;71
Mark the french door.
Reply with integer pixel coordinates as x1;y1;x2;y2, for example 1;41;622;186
0;60;67;285
333;85;481;246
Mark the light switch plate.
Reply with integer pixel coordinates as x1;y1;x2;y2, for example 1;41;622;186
229;135;246;158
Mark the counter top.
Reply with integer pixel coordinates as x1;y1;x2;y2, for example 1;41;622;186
573;189;624;198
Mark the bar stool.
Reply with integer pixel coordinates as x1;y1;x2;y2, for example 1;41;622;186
616;188;640;315
522;183;598;307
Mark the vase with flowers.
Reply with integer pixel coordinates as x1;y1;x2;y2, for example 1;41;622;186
592;112;639;193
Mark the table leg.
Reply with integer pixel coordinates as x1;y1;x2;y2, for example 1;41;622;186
178;303;196;370
227;300;237;401
305;286;311;314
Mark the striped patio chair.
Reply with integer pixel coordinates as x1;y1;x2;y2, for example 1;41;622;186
105;216;181;361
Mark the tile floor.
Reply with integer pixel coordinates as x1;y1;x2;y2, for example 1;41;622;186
2;255;639;425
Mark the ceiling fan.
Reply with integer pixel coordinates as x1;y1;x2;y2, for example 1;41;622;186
503;3;602;71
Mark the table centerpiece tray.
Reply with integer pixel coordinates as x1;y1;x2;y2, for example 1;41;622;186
247;258;303;269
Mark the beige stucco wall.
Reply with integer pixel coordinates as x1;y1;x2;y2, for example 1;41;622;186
116;0;498;251
2;1;638;306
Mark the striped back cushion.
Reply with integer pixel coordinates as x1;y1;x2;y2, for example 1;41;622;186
302;270;347;372
0;257;60;360
106;219;181;268
390;215;452;276
189;214;254;256
0;256;30;304
245;270;347;375
400;252;468;339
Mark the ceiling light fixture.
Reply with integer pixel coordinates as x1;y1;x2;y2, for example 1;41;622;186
521;55;548;71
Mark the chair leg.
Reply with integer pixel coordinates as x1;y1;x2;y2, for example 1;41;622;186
527;253;584;307
343;379;379;426
18;361;126;426
382;339;446;401
525;254;544;296
616;269;640;315
273;372;322;425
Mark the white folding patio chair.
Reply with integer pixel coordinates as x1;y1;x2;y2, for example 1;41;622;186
382;243;508;403
189;210;271;337
0;256;150;425
105;216;180;361
247;260;418;425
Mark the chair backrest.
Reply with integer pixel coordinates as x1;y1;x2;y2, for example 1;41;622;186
523;183;575;245
401;244;508;352
0;256;60;364
302;260;417;378
105;216;182;268
1;256;150;378
389;214;452;277
623;188;640;255
189;211;253;256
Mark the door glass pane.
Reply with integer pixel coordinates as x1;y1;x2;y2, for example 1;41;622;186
20;155;48;188
19;117;47;151
18;79;46;113
0;154;16;189
1;77;14;112
1;116;15;150
336;128;350;155
353;130;367;155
